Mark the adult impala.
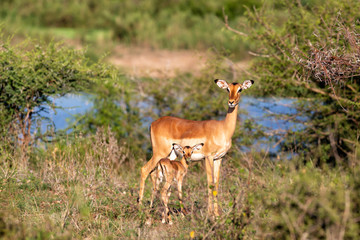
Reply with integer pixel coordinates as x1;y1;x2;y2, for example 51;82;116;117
138;79;254;216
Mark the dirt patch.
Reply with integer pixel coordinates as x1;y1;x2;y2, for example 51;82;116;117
108;45;208;78
107;45;249;78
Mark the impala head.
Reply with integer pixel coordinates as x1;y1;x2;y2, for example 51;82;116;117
172;143;204;162
215;79;254;108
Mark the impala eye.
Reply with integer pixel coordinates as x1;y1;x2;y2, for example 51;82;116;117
237;88;242;93
226;88;230;92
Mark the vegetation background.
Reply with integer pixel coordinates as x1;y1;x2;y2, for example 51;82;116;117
0;0;359;239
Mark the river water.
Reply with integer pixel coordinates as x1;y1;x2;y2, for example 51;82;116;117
38;94;303;153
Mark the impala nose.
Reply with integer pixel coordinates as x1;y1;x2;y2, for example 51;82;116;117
228;100;234;105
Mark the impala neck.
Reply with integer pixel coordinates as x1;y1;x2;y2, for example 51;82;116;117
224;105;239;138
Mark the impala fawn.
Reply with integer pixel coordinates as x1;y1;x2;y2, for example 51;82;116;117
150;143;204;224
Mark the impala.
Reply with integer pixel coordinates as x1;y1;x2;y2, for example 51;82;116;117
139;79;254;216
150;143;204;224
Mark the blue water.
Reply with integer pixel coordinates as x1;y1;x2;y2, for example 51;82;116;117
38;94;303;153
241;97;303;132
239;97;304;153
40;95;299;130
37;93;93;133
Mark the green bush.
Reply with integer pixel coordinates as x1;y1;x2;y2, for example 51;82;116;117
181;160;360;239
238;0;360;165
251;164;360;239
0;0;260;55
0;34;125;163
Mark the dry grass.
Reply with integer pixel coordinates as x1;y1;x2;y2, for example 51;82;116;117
0;129;359;239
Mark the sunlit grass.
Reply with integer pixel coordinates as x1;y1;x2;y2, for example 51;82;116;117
1;130;358;239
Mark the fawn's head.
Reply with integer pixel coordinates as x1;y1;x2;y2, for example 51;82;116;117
172;143;204;162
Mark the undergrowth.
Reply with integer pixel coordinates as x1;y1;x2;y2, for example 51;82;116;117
1;129;359;239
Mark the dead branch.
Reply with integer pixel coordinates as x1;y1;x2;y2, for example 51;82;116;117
293;77;359;107
248;51;270;58
222;8;248;37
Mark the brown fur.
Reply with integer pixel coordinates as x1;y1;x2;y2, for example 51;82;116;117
150;144;202;224
139;79;254;217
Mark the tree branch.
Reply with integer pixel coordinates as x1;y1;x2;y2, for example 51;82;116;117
293;78;360;108
222;8;248;37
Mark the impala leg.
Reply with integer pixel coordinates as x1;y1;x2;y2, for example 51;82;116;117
139;154;162;204
149;169;158;208
205;156;215;216
213;158;222;217
161;180;172;224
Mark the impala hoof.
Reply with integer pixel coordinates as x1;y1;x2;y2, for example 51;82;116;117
145;218;152;226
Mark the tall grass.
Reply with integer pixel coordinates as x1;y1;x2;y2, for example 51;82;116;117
1;129;359;239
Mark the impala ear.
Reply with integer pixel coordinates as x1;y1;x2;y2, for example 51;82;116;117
214;79;229;89
242;80;254;90
193;143;204;151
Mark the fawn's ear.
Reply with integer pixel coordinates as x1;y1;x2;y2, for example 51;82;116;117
193;143;204;151
168;148;177;160
214;79;229;89
172;143;184;159
242;80;254;90
172;143;183;152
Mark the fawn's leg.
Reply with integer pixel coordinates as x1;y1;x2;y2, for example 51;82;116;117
161;179;172;224
177;175;185;215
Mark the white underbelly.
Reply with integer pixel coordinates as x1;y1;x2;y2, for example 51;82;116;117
213;141;231;160
191;149;228;161
168;138;207;148
165;138;231;161
213;151;227;160
191;153;205;161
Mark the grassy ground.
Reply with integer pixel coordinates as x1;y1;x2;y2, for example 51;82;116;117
1;129;359;239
